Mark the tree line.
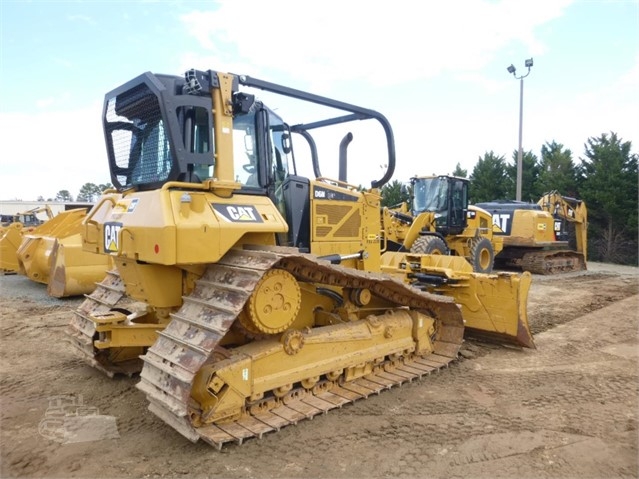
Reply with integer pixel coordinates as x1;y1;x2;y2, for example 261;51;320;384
380;131;638;266
40;182;113;203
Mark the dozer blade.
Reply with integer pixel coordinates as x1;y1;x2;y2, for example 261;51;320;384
381;252;535;349
0;223;24;273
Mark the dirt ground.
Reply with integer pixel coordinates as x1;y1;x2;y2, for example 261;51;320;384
1;262;637;479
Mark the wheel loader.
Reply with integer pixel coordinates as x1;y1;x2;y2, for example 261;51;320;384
66;68;534;449
476;191;588;274
382;175;502;273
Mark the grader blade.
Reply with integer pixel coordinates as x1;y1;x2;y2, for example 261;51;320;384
381;252;535;349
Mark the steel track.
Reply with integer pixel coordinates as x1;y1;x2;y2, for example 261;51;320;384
136;247;465;449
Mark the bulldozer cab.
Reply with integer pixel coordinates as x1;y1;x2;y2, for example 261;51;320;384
101;69;396;255
231;106;304;248
411;175;469;236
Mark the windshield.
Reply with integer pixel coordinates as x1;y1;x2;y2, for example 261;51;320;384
233;111;258;186
270;113;291;183
233;107;291;188
412;177;448;215
104;84;173;189
104;76;214;191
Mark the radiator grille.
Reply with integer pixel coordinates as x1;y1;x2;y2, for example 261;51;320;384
315;204;361;239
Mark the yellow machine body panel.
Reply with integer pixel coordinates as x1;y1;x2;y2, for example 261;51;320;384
83;187;288;266
310;180;382;271
503;209;558;245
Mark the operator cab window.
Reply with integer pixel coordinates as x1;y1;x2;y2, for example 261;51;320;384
270;115;291;186
233;108;292;190
179;105;213;181
233;111;259;187
413;178;448;215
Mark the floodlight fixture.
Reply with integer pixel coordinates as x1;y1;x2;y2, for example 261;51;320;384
507;64;516;74
525;58;533;68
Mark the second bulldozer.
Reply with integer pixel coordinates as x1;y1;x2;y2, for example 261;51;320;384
66;68;534;449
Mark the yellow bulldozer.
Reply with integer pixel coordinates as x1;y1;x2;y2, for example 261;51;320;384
382;175;502;273
15;208;113;297
476;191;588;274
66;68;534;449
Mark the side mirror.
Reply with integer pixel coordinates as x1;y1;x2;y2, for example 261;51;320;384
281;132;292;154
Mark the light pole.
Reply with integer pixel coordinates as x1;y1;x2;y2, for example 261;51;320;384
507;58;533;201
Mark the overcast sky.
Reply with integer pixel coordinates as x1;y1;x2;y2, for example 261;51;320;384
1;0;637;201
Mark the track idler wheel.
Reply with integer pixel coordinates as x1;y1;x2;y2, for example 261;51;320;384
239;268;301;335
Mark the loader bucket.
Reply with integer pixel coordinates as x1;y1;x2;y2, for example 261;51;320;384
0;223;24;273
381;252;536;349
16;234;55;284
16;208;111;297
47;237;112;298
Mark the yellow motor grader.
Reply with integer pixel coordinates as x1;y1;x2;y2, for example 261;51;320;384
382;175;503;273
66;68;534;449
